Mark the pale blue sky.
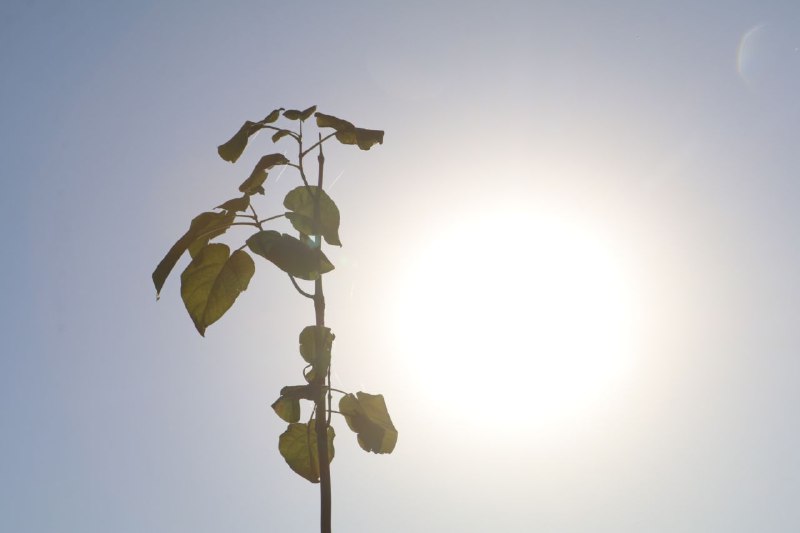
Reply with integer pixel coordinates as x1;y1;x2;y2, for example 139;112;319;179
2;1;800;532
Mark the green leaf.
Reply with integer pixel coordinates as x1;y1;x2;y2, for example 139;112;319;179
271;396;301;423
283;105;316;121
271;129;294;143
339;127;384;150
218;121;262;163
239;153;290;195
315;112;354;131
179;244;255;336
315;112;384;150
300;105;317;121
216;195;250;213
246;230;334;280
152;211;235;297
298;326;334;372
272;385;315;421
262;108;283;124
187;211;236;258
303;367;317;384
283;186;342;246
339;392;397;454
279;421;335;483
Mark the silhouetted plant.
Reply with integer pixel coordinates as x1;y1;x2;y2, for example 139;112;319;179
152;105;397;533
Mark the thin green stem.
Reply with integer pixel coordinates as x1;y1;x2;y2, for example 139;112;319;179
288;275;314;299
258;213;286;225
248;204;263;230
312;130;332;533
301;132;336;158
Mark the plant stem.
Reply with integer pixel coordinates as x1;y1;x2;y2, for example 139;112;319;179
311;131;332;533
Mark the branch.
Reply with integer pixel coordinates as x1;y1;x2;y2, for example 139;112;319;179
258;213;286;225
301;132;337;158
258;124;300;142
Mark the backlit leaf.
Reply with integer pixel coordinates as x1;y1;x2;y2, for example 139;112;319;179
187;211;236;258
180;244;255;336
216;195;250;213
272;129;294;143
218;121;262;163
283;186;341;246
279;421;335;483
262;108;282;124
300;105;317;121
271;396;301;423
239;153;290;195
152;211;235;297
315;112;384;150
246;230;334;280
339;392;397;454
284;105;316;121
298;326;334;372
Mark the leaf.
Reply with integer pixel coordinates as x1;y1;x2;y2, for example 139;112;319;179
315;112;354;131
298;326;334;372
339;392;397;454
216;195;250;213
272;385;315;422
246;230;334;280
272;129;294;143
218;121;262;163
279;421;335;483
271;396;301;423
239;153;290;195
339;127;384;150
315;112;384;151
303;367;317;384
262;108;282;123
179;244;255;336
300;105;317;121
284;105;316;121
187;211;236;258
152;211;235;297
283;186;342;246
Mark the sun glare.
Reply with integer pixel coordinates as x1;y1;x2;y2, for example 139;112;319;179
391;210;639;429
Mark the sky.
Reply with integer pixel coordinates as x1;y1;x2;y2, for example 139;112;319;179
2;1;800;532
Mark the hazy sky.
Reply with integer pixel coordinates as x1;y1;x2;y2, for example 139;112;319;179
2;1;800;532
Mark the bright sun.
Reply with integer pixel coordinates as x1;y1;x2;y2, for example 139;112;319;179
391;210;639;428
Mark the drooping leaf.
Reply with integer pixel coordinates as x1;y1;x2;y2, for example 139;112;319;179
272;385;316;422
303;367;317;384
279;421;335;483
272;129;294;143
152;211;235;297
179;244;255;336
315;112;354;131
339;127;384;150
339;392;397;454
283;186;342;246
271;396;301;423
283;105;316;121
315;112;384;151
280;384;315;401
187;211;236;258
218;121;262;163
239;153;290;195
246;230;334;280
216;195;250;213
298;326;334;372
